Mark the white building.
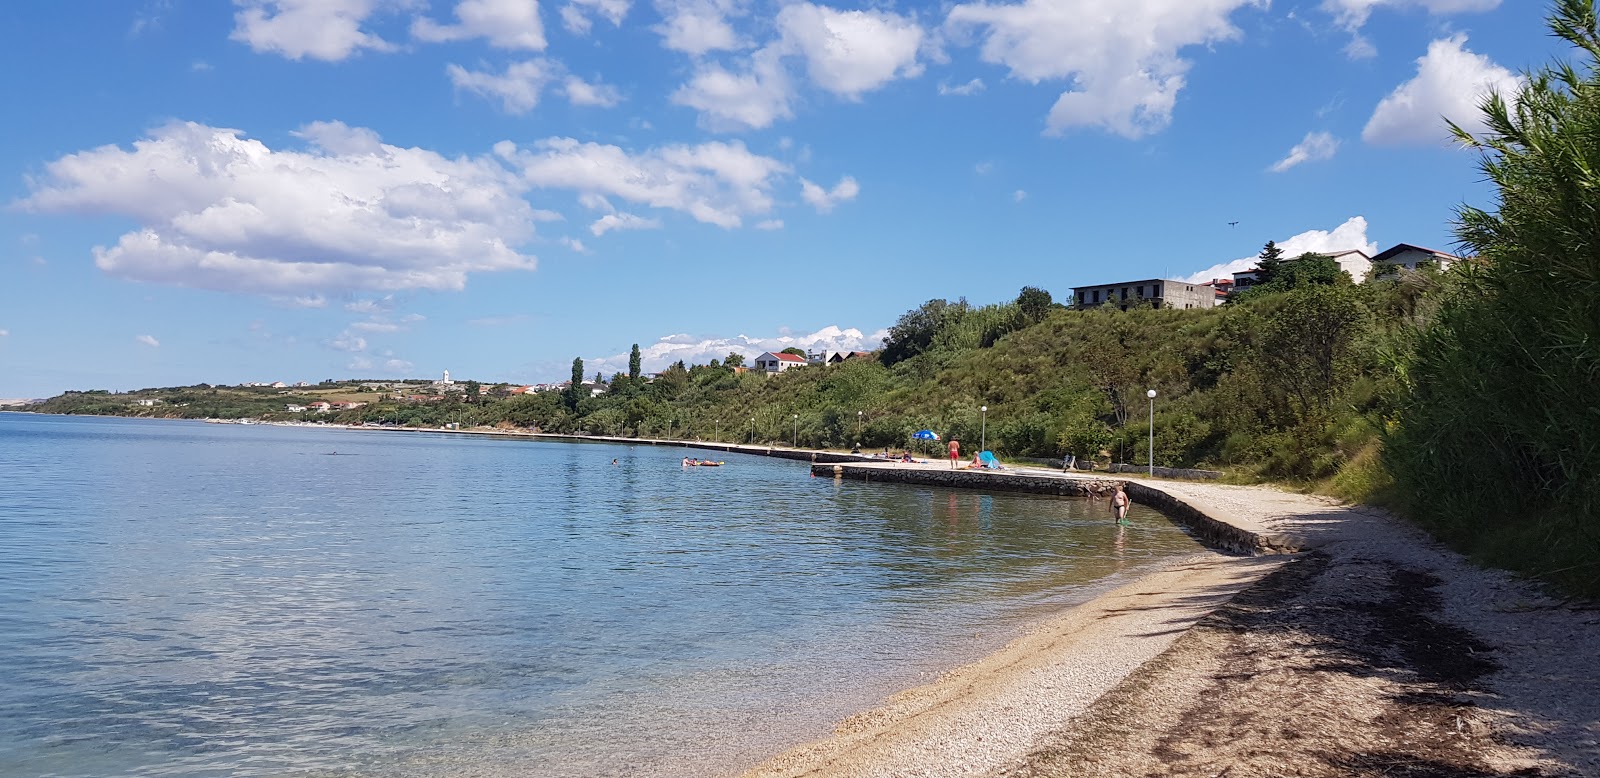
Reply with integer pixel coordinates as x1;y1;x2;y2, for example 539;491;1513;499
1371;244;1464;276
753;351;809;373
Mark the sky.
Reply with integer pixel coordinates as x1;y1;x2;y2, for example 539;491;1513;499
0;0;1555;398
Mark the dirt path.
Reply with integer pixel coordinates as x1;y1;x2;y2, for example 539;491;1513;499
740;481;1600;778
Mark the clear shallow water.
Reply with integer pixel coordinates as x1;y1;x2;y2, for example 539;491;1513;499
0;414;1205;777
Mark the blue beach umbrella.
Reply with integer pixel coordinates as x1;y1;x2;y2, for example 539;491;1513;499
912;429;941;441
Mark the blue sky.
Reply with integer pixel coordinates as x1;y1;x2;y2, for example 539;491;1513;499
0;0;1552;398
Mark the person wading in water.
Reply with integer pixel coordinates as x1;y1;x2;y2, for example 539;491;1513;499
1110;485;1130;526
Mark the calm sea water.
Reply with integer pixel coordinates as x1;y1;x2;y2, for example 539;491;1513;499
0;413;1204;777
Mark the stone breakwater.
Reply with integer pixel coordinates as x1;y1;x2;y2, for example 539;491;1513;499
810;462;1307;557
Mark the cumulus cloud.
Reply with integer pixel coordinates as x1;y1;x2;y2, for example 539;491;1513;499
499;136;790;227
135;334;160;347
560;0;628;34
590;212;663;235
799;176;859;213
673;49;795;131
448;60;558;113
20;121;540;295
777;4;925;99
1182;216;1378;282
946;0;1262;138
412;0;547;50
654;0;742;55
1013;189;1027;202
1270;131;1340;172
230;0;404;61
0;329;10;337
586;324;885;376
564;75;622;106
671;2;924;129
1363;35;1521;146
940;78;986;96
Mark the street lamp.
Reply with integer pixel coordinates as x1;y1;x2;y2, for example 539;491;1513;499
792;413;799;448
749;416;756;444
980;405;988;453
715;418;721;440
857;410;863;442
1146;389;1157;476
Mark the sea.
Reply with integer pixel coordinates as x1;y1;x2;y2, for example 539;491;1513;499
0;413;1206;777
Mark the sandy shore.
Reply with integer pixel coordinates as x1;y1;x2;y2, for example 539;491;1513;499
740;479;1600;778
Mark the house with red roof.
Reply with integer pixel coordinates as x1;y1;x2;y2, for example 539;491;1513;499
753;351;808;374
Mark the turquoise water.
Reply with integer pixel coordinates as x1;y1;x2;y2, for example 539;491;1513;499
0;413;1204;777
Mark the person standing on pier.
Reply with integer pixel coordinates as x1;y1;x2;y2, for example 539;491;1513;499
948;438;960;469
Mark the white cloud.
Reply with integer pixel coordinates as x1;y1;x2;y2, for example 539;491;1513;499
1270;131;1340;172
383;358;415;372
755;219;783;230
501;136;789;227
230;0;403;61
776;3;925;100
946;0;1263;138
1322;0;1499;33
673;49;794;131
330;331;369;352
135;334;160;347
1182;216;1378;282
939;78;986;96
560;0;628;34
349;320;404;332
559;236;590;252
1013;189;1027;202
1363;34;1521;146
974;162;993;174
671;3;924;129
799;176;859;213
412;0;547;50
21;121;540;295
345;297;395;314
590;212;663;235
0;329;9;337
448;60;557;113
281;295;328;308
654;0;742;55
587;324;884;376
564;75;622;107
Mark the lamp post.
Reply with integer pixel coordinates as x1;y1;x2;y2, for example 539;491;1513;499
792;413;799;448
1146;389;1157;476
857;410;863;442
715;418;721;440
980;405;988;453
749;416;755;444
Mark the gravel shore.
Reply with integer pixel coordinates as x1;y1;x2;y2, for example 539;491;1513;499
740;480;1600;778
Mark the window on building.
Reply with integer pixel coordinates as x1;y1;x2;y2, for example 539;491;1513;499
1152;283;1161;296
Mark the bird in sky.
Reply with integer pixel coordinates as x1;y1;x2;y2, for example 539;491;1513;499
1228;221;1240;227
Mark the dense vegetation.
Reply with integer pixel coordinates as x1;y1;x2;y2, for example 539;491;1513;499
1383;0;1600;598
23;1;1598;598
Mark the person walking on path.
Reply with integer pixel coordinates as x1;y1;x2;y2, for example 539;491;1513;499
1110;485;1130;525
948;439;960;469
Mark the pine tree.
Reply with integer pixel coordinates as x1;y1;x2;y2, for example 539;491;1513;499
1256;240;1285;285
628;344;642;381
